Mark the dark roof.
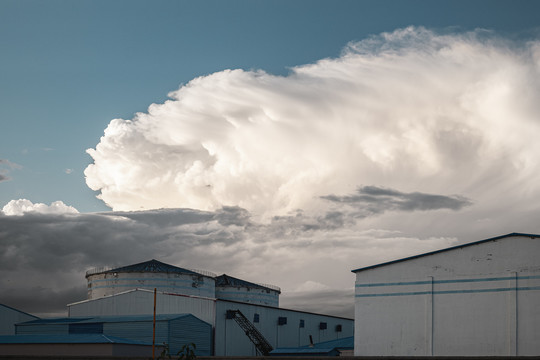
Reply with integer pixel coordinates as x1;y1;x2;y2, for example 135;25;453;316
215;274;280;293
0;334;152;345
352;232;540;273
100;259;200;276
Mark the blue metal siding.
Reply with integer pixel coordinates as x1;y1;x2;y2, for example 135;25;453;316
16;323;69;335
69;323;103;334
104;320;169;346
0;305;38;335
169;315;212;356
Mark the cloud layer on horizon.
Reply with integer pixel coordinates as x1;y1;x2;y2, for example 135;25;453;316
3;27;540;318
0;202;457;318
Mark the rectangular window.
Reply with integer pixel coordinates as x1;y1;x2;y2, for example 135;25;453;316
253;313;260;323
299;319;305;328
278;316;287;325
319;322;327;330
335;324;342;332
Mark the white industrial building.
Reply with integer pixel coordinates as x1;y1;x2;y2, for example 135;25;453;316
352;232;540;356
68;259;353;356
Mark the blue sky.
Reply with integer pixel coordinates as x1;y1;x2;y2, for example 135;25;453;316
1;1;540;317
2;0;539;212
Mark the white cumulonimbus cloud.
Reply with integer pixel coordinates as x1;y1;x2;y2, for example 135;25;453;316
2;199;79;216
85;27;540;219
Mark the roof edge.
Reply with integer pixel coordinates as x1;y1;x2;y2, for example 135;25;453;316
351;232;540;273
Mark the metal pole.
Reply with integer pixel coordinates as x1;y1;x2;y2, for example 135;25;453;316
153;288;157;359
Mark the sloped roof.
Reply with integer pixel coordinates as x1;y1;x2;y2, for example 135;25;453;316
101;259;200;276
307;336;353;349
270;336;353;356
215;274;280;293
352;232;540;273
0;334;152;345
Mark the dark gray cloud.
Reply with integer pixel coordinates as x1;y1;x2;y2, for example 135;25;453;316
0;187;474;318
321;186;472;216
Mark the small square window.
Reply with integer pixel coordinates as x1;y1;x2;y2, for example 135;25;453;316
319;322;327;330
278;317;287;325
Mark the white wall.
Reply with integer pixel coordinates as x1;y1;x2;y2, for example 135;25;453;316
68;289;216;326
215;300;353;356
354;234;540;356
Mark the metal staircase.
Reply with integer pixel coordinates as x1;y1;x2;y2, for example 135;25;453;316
227;309;273;355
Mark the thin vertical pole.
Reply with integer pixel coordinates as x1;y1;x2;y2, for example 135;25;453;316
153;288;157;359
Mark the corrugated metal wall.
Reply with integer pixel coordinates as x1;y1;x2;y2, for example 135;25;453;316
16;323;68;335
169;315;212;356
104;319;169;348
215;300;353;356
0;305;38;335
68;289;216;326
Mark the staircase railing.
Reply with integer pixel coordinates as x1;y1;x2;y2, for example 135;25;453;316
227;309;273;356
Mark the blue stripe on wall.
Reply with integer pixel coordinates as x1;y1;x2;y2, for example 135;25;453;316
355;285;540;298
355;275;540;288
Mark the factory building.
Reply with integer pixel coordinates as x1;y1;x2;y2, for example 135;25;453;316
13;314;211;356
352;233;540;356
67;259;353;356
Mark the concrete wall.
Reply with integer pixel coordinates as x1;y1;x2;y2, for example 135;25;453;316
354;234;540;356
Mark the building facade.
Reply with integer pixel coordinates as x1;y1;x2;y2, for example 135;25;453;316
69;259;353;356
352;233;540;356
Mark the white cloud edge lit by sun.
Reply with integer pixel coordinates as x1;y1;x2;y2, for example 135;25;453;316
2;199;79;216
83;27;540;221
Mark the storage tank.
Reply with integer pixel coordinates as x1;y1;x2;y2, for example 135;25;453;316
215;274;280;307
85;259;216;299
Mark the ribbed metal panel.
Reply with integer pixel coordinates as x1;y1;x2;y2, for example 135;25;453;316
68;289;216;326
0;305;38;335
214;300;354;356
69;323;103;334
16;323;69;335
104;320;169;345
169;315;212;356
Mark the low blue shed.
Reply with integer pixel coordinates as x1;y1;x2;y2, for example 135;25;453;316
16;313;212;355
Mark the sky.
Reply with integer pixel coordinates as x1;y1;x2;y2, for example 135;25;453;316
1;0;540;318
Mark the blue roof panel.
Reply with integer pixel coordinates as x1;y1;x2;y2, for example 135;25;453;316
0;334;152;345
